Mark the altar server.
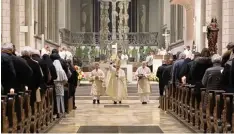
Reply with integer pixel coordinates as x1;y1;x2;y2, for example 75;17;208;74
89;62;105;104
106;60;128;104
135;61;151;104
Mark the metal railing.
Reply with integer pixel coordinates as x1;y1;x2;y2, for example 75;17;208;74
59;28;158;47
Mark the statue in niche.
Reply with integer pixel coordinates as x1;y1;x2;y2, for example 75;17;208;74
139;46;145;62
81;3;88;32
83;46;90;61
145;46;152;55
90;46;97;61
207;18;219;54
76;46;83;58
141;5;146;32
132;47;138;62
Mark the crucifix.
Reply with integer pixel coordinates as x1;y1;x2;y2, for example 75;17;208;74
162;30;170;50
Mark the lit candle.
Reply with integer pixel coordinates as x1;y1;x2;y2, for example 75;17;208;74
10;88;15;94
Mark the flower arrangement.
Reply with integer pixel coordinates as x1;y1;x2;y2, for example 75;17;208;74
74;65;85;81
148;73;159;82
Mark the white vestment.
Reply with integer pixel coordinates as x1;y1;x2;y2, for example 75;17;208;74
89;69;105;100
121;54;128;66
135;66;151;102
41;48;50;56
106;65;128;101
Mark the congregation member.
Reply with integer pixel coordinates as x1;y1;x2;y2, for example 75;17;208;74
41;44;50;56
135;61;151;104
222;42;234;67
106;60;128;104
171;53;186;85
67;59;78;109
89;62;105;104
221;47;234;93
202;54;223;90
21;46;44;112
146;51;154;72
156;60;167;97
53;60;68;118
2;43;32;94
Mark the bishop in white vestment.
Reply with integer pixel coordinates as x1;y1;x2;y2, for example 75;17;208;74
135;61;151;104
89;63;105;104
106;60;128;104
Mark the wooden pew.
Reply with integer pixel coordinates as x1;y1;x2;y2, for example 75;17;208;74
23;91;31;133
28;90;38;133
222;93;234;133
1;96;9;133
184;85;195;124
198;88;206;132
16;92;26;133
213;90;225;133
190;87;196;127
7;93;18;133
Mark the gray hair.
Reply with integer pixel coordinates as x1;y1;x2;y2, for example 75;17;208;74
179;53;186;59
211;54;222;63
21;46;33;56
31;49;40;55
1;42;13;51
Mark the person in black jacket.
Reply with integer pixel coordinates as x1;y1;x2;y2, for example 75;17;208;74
21;46;44;114
156;60;167;96
50;49;69;75
67;59;78;109
1;43;33;94
42;54;57;85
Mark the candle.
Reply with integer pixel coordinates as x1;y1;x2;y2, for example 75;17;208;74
10;88;15;94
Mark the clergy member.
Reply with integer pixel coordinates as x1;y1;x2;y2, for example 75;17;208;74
106;60;128;104
89;62;105;104
135;61;151;104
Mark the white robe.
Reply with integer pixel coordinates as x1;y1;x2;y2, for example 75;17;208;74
135;66;151;102
106;65;128;101
89;69;105;99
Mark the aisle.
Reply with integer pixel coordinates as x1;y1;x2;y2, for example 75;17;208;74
48;100;192;133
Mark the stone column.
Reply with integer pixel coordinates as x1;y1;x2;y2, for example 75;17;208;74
111;1;117;40
195;0;206;52
222;0;234;53
2;0;11;43
10;0;20;50
44;0;48;39
25;0;35;48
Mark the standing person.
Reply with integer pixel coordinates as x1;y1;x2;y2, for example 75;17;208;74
156;60;167;96
89;62;105;104
41;45;50;56
67;59;78;109
106;60;128;104
171;53;186;85
135;61;151;104
53;60;68;118
146;51;154;72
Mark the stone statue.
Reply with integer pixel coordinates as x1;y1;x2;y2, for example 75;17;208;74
81;3;88;32
76;46;83;58
141;5;146;32
145;46;152;55
90;46;96;60
132;47;138;61
207;18;219;54
139;46;145;61
83;46;90;61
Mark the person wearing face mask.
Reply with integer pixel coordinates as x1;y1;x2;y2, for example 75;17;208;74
89;62;105;104
106;60;128;104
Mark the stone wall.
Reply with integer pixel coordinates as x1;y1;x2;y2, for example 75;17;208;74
1;0;11;43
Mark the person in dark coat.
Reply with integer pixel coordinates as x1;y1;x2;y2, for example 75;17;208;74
1;43;17;94
50;49;69;75
67;59;78;109
179;52;201;84
222;42;234;67
190;48;212;103
202;54;223;90
42;54;57;85
21;46;44;114
156;60;167;96
171;53;186;85
221;54;234;93
1;43;32;94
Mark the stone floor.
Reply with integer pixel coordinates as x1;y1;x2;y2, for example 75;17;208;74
48;100;192;133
